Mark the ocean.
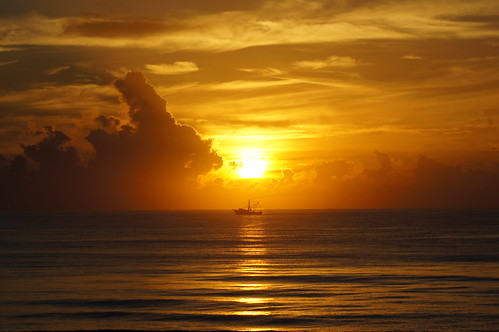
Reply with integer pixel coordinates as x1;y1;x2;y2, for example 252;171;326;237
0;209;498;331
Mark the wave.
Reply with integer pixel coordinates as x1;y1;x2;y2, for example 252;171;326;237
22;298;187;309
14;311;499;325
204;273;499;284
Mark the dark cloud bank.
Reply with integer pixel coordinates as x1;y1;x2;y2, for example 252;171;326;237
0;72;498;210
0;72;222;210
315;152;499;209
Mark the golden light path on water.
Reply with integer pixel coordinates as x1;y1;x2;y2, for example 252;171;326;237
233;217;272;318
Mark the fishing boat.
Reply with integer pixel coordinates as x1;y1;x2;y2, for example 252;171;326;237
233;200;262;215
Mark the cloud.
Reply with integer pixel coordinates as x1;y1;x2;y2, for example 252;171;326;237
3;1;498;52
0;45;117;93
364;151;393;181
402;55;423;60
309;153;499;208
294;56;358;70
90;71;222;176
146;62;199;75
206;79;297;91
0;84;118;120
0;0;265;19
375;151;392;173
94;115;121;131
211;118;293;128
316;160;354;182
440;14;499;29
0;126;84;209
22;126;79;168
47;65;70;75
0;60;18;66
64;19;183;38
0;72;222;209
279;168;294;186
0;47;21;52
407;155;499;207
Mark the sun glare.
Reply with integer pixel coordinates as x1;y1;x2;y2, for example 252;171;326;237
238;158;267;178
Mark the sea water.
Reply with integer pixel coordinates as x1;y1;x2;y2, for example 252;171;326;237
0;209;498;331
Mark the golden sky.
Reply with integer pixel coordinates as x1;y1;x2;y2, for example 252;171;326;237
0;0;498;209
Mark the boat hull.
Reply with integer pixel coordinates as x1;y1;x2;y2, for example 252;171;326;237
233;209;262;215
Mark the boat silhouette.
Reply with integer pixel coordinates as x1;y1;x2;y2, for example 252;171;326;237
233;200;262;215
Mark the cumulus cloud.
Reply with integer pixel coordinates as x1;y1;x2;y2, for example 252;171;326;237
145;62;199;75
316;160;354;182
0;126;84;209
0;72;222;209
88;72;222;176
22;126;80;173
279;168;294;186
309;153;499;208
375;151;392;172
94;115;121;131
368;151;392;176
407;155;499;207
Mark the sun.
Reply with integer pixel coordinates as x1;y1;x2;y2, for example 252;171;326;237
238;158;268;178
232;148;269;179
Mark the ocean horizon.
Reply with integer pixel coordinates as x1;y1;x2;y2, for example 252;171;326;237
1;209;498;331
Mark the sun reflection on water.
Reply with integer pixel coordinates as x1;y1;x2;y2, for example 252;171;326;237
232;217;274;319
234;310;271;316
238;259;268;275
236;297;269;304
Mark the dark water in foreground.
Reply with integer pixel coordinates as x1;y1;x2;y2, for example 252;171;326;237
0;209;498;331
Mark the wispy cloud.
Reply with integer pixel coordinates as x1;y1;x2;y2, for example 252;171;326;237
64;18;184;38
205;79;296;91
294;56;358;70
47;65;71;75
145;62;199;75
0;46;21;52
402;55;423;60
0;59;18;66
2;1;498;51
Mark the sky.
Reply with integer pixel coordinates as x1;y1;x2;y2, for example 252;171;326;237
0;0;498;209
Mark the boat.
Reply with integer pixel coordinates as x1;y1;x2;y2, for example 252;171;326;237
233;200;262;215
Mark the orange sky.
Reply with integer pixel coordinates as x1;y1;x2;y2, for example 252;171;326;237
0;0;498;209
